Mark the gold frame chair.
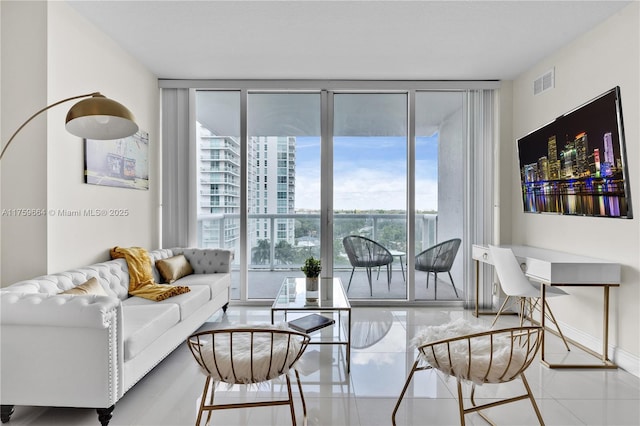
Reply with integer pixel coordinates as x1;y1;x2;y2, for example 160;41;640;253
187;327;310;426
393;326;545;426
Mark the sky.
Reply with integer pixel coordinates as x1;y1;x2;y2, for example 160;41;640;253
295;135;439;211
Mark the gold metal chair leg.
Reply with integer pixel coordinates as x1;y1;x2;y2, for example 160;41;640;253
469;383;497;426
491;296;511;327
521;372;545;426
294;369;307;426
392;359;428;426
456;380;466;426
196;376;213;426
543;300;571;351
286;374;297;426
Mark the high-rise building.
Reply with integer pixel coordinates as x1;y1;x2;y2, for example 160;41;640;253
249;136;296;250
523;163;538;183
574;132;589;176
196;124;241;249
602;132;615;176
547;135;560;179
588;148;601;177
537;157;549;181
196;127;297;257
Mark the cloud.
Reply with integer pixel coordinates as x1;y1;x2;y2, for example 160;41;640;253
295;163;438;211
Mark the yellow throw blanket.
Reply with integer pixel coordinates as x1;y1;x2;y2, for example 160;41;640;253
110;246;190;301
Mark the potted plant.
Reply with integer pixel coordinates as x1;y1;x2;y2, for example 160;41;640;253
301;256;321;302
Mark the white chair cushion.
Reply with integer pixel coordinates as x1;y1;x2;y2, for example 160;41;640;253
411;319;528;384
193;324;302;384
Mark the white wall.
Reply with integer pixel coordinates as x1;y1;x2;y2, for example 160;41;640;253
1;1;49;284
0;1;160;284
506;2;639;374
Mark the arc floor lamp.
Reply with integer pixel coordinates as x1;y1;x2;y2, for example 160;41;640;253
0;92;138;161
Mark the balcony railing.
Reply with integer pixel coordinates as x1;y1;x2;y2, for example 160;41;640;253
197;213;437;271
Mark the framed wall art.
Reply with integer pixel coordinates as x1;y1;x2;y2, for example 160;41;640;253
85;130;149;190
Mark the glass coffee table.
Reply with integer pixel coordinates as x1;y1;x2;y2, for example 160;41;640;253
271;277;351;373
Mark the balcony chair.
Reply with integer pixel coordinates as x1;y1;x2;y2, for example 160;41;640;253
187;326;310;426
415;238;461;299
489;245;570;351
342;235;393;296
393;320;545;426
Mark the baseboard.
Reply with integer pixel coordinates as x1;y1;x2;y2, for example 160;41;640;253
558;320;639;377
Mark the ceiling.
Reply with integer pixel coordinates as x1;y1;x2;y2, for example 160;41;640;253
67;0;631;81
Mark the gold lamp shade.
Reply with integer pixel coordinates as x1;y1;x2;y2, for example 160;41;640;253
1;92;139;161
65;93;138;140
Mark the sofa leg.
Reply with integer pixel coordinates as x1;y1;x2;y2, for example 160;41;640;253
1;405;14;423
222;303;229;313
96;405;114;426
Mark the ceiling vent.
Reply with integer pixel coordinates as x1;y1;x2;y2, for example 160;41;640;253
533;68;555;95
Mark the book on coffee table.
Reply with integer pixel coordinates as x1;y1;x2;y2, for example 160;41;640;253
288;314;335;334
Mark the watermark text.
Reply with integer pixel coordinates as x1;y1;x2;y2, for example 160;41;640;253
1;208;130;217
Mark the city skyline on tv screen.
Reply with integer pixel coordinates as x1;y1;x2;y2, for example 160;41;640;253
517;87;632;218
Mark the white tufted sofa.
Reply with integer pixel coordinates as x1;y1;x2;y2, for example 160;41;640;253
0;247;232;426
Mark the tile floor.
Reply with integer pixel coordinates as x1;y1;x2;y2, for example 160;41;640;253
6;306;640;425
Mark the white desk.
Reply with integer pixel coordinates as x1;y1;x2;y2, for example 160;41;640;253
472;244;621;369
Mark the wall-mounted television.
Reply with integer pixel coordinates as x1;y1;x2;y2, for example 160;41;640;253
517;86;632;218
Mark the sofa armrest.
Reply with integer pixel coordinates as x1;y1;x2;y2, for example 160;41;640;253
0;292;124;408
0;292;120;329
171;248;233;274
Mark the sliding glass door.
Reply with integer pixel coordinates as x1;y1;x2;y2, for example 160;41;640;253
180;82;496;304
414;91;465;301
332;93;408;300
246;93;321;299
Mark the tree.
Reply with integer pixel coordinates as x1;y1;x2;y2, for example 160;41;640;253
275;240;295;264
251;239;270;265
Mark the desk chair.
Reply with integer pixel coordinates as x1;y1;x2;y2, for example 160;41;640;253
489;245;570;351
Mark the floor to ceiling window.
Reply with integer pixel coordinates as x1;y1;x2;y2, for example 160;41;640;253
245;93;321;299
193;91;242;297
414;91;465;301
162;81;497;306
333;93;408;300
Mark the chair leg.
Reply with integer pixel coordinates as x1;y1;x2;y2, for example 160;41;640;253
196;376;213;426
387;264;391;291
528;297;570;352
366;267;373;296
285;374;297;426
456;379;466;426
426;271;430;289
294;370;307;424
470;384;495;426
347;267;355;292
491;296;512;327
521;372;545;425
447;271;459;298
543;299;571;351
520;298;529;327
434;273;438;300
392;358;421;426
